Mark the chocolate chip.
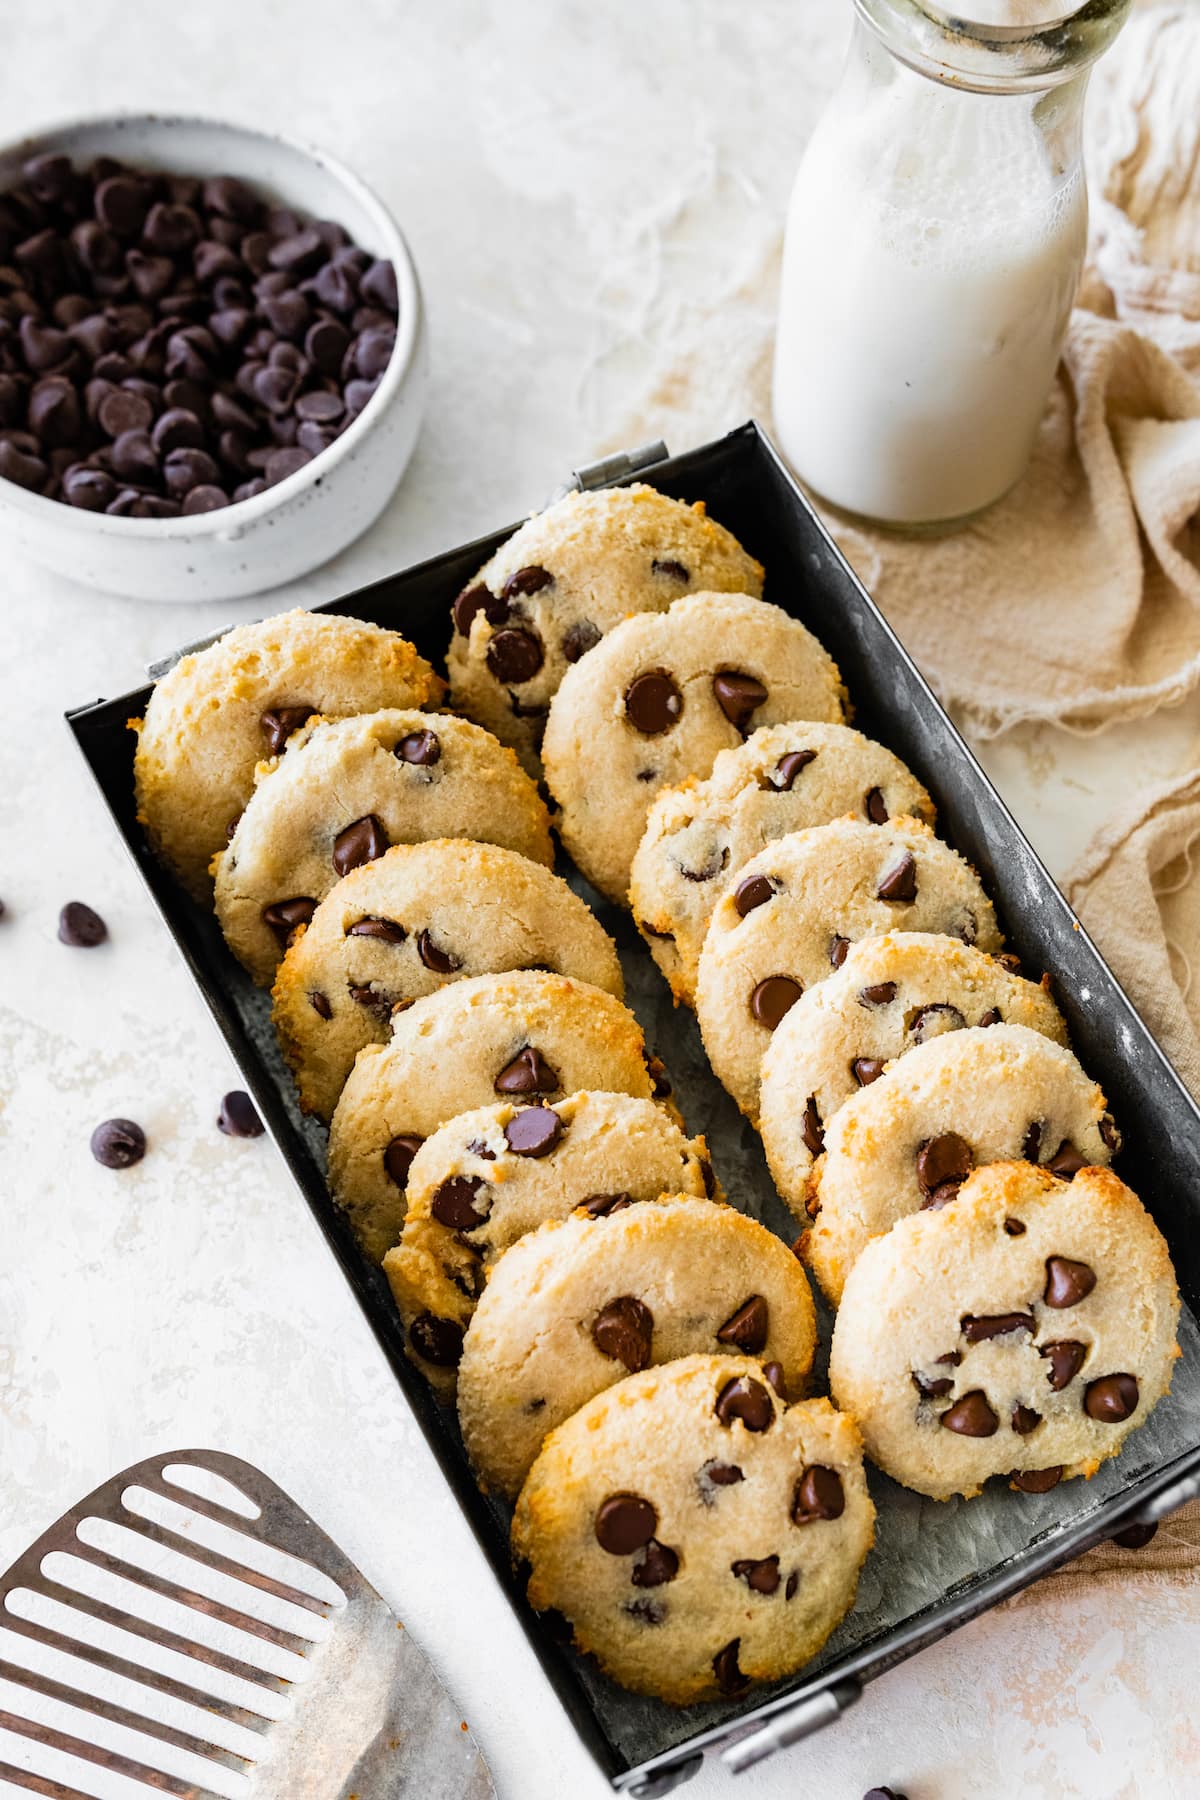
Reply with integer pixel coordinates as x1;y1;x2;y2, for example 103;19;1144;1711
164;446;221;496
101;386;153;438
1043;1255;1097;1309
734;874;777;917
1084;1372;1139;1422
308;991;331;1020
785;1571;800;1600
714;1375;774;1431
625;669;683;735
864;1790;909;1800
859;982;897;1007
750;975;802;1029
877;850;917;902
762;1361;786;1399
1012;1403;1042;1434
1013;1466;1063;1493
110;427;157;482
732;1555;780;1595
504;1105;563;1158
562;619;602;663
712;670;767;733
592;1296;654;1372
384;1134;424;1188
1099;1114;1121;1152
431;1175;490;1231
853;1057;886;1085
417;930;459;973
829;935;850;969
681;845;728;883
712;1639;748;1696
977;1006;1002;1027
625;1596;667;1626
580;1192;636;1217
486;626;544;686
90;1117;146;1169
595;1493;657;1555
912;1371;955;1399
1023;1121;1043;1163
346;916;407;944
465;1138;497;1163
58;900;107;946
63;467;116;510
396;728;440;766
28;376;79;446
262;897;317;943
792;1465;845;1523
501;564;553;598
216;1090;264;1139
651;557;689;582
699;1460;744;1496
916;1132;973;1202
645;1053;672;1099
452;583;506;636
348;983;392;1016
1004;1216;1027;1236
409;1313;464;1367
715;1295;769;1353
770;749;816;790
332;814;388;876
940;1390;999;1436
961;1311;1035;1344
801;1094;824;1158
632;1539;679;1588
494;1046;560;1094
1041;1340;1087;1390
1112;1521;1158;1549
1046;1140;1088;1178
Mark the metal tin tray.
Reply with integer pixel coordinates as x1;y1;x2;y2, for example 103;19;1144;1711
67;421;1200;1795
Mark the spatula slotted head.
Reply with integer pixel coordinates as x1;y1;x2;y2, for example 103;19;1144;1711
0;1449;495;1799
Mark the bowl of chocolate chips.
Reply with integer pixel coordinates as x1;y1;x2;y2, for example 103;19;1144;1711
0;115;426;601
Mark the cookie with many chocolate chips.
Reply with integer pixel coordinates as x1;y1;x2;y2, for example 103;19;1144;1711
630;722;935;1006
446;483;764;775
695;818;1001;1121
133;609;443;900
328;972;662;1260
803;1024;1115;1305
213;710;553;983
542;593;847;907
272;841;623;1121
511;1354;873;1705
384;1093;715;1394
458;1199;816;1499
829;1162;1179;1499
760;932;1068;1222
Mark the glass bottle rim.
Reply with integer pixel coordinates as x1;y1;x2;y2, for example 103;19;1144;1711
854;0;1131;91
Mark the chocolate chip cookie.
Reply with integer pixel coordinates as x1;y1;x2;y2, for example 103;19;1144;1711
695;818;1001;1121
630;723;934;1005
803;1023;1117;1305
829;1162;1180;1500
133;608;443;900
384;1093;716;1394
214;710;553;984
760;932;1068;1223
328;972;663;1260
272;841;624;1121
512;1354;874;1705
459;1199;817;1499
446;483;764;774
542;594;847;907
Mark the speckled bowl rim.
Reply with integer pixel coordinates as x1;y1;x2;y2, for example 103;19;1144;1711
0;110;421;538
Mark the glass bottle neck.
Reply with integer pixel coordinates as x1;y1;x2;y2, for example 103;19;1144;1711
854;0;1131;93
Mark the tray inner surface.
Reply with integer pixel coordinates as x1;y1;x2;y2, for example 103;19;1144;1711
68;424;1200;1780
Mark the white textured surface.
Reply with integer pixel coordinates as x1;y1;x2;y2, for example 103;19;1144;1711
1;4;1198;1798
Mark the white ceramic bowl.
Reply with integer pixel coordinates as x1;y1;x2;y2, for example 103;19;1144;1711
0;114;427;602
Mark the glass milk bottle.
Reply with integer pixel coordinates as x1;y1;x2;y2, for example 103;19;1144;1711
772;0;1130;527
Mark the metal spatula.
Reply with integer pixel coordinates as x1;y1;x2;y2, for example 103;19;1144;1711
0;1447;495;1799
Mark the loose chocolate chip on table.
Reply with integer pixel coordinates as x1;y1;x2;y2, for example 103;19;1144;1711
1012;1403;1042;1434
912;1370;955;1400
625;669;683;735
801;1094;824;1158
1041;1340;1087;1390
651;557;689;582
580;1192;636;1217
916;1132;973;1203
494;1045;559;1094
750;975;802;1030
865;786;889;824
712;1639;748;1696
90;1117;146;1169
829;934;850;969
792;1465;845;1523
502;563;553;598
734;873;777;917
431;1174;491;1231
864;1788;909;1800
732;1555;780;1595
859;981;897;1007
504;1105;564;1158
770;748;817;790
1013;1466;1063;1493
1046;1140;1089;1178
595;1493;657;1555
408;1313;464;1368
308;991;332;1020
853;1057;886;1086
1112;1521;1158;1550
1004;1216;1028;1236
562;619;602;663
716;1295;769;1354
383;1134;424;1189
1084;1372;1139;1422
714;1375;774;1432
712;670;767;732
347;915;406;943
961;1311;1035;1344
217;1090;264;1138
486;627;544;686
592;1295;654;1372
262;897;316;943
396;728;440;766
58;900;107;946
940;1390;999;1437
1044;1255;1097;1308
877;850;918;902
416;929;459;973
332;813;389;876
632;1539;679;1588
